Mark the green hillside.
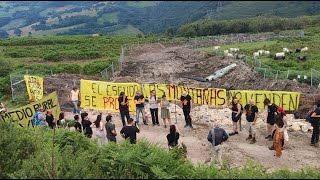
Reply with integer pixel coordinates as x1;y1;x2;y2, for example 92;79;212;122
1;1;320;37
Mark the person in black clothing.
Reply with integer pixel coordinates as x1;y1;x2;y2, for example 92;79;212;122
207;121;228;165
167;125;180;150
264;98;278;140
229;97;242;136
45;109;55;129
134;90;147;125
81;112;92;138
180;90;193;128
244;99;259;144
118;92;130;126
120;118;140;144
74;114;82;133
105;115;117;142
310;100;320;147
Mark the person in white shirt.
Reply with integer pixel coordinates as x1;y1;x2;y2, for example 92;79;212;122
149;90;159;126
70;86;80;114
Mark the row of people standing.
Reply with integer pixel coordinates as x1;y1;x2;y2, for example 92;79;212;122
118;90;192;128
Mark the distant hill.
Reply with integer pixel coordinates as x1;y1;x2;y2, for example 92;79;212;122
1;1;320;37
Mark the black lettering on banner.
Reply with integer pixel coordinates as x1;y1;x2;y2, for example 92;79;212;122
289;94;298;111
281;93;288;108
117;86;124;96
85;95;91;106
112;85;117;96
0;113;11;122
196;89;202;104
263;94;271;109
92;96;97;107
106;85;111;96
15;110;24;121
255;93;262;106
217;89;226;106
168;84;176;100
47;99;57;109
33;104;40;111
97;83;103;95
25;107;33;118
41;101;48;110
210;88;216;105
244;92;248;104
203;89;210;105
156;84;165;97
92;83;97;94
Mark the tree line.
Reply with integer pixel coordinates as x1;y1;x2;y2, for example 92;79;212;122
176;15;320;37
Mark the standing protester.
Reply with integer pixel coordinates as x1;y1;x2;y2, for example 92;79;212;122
70;86;80;114
264;98;278;140
229;97;242;136
269;107;288;150
81;112;93;138
45;109;55;129
207;121;229;165
90;114;107;146
120;118;140;144
74;114;83;133
118;92;130;126
160;95;171;128
273;114;285;157
105;115;117;143
180;91;193;128
244;99;259;144
134;90;148;125
167;125;180;150
31;107;47;128
310;100;320;147
149;90;160;126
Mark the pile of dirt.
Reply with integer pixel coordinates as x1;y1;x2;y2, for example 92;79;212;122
115;43;320;118
44;73;100;111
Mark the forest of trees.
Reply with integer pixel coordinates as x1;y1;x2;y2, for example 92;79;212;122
176;15;320;37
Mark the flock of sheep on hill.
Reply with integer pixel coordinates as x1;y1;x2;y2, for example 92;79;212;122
213;46;309;61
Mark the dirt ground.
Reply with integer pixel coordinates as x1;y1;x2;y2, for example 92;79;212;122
107;43;320;171
46;42;320;171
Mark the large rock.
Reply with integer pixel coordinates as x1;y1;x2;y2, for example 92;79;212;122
289;124;301;132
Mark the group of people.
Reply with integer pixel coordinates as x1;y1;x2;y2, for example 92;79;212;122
207;97;320;165
15;85;320;165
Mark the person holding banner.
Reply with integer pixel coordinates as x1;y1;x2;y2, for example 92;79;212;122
70;86;80;115
134;90;148;125
160;95;171;128
149;90;160;126
0;102;7;114
180;91;193;128
118;92;130;126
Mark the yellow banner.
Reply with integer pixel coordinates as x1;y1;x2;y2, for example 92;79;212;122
24;75;44;101
229;90;300;111
80;79;141;113
141;84;227;106
0;91;61;127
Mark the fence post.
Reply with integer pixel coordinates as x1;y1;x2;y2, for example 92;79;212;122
264;68;267;79
311;69;313;86
275;70;279;80
10;73;14;101
286;70;290;79
111;62;114;76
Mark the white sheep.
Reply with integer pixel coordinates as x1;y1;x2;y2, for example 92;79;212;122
301;47;308;52
230;48;239;52
225;53;234;58
283;48;289;53
253;52;259;58
264;51;270;55
258;50;265;56
276;52;285;57
214;46;220;50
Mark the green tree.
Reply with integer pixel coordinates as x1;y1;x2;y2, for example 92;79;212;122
14;28;22;37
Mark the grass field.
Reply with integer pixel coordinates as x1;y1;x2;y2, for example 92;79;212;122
109;25;143;36
97;12;118;25
0;18;26;31
198;26;320;71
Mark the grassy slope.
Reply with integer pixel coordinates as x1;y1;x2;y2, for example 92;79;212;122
198;26;320;72
97;12;119;25
109;25;143;36
126;1;161;8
